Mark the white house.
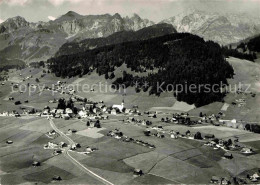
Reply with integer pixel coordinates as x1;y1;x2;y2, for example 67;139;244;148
111;109;117;115
231;119;237;124
47;142;58;148
102;107;107;112
2;111;9;116
56;109;64;115
241;147;253;154
124;109;131;114
65;108;73;114
78;110;87;118
50;109;57;114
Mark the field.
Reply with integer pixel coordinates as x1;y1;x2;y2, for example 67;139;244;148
1;111;259;184
0;57;259;184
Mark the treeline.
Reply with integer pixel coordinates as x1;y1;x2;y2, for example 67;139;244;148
48;33;234;107
29;61;45;68
0;57;25;72
247;35;260;52
226;35;260;62
222;46;256;62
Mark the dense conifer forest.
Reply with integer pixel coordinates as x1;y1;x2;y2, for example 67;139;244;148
48;33;234;107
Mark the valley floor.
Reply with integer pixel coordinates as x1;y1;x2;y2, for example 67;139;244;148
0;57;259;184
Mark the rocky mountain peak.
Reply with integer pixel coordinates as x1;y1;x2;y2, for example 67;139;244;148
113;13;122;19
4;16;28;25
161;9;260;45
131;13;141;20
0;16;29;33
65;11;79;17
55;11;83;22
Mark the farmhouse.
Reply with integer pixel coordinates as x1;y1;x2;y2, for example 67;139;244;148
53;175;62;181
133;169;143;176
48;130;56;135
143;130;151;136
53;149;62;155
32;161;41;167
46;142;58;149
65;108;73;114
224;153;233;159
59;142;67;148
78;110;87;118
241;147;253;154
55;114;61;118
71;143;78;150
221;177;231;185
171;133;178;139
250;173;260;181
124;108;131;114
1;111;9;116
211;176;221;183
6;140;13;144
56;109;64;114
231;119;237;124
111;109;117;115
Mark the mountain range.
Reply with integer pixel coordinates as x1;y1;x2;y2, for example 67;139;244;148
161;9;260;46
55;23;176;57
0;11;153;63
0;9;259;64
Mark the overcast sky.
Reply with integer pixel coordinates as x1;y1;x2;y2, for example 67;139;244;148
0;0;260;23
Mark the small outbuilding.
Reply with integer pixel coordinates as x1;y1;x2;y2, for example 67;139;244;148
52;175;62;181
32;161;41;167
6;140;13;144
211;176;221;183
224;153;233;159
133;169;143;176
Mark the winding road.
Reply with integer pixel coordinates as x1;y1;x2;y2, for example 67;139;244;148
48;117;114;185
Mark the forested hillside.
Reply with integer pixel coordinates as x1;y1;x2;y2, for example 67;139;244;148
55;23;176;57
0;57;25;72
230;34;260;62
247;35;260;52
48;33;234;107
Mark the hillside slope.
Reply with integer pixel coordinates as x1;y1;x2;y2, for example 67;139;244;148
55;23;176;57
48;33;234;107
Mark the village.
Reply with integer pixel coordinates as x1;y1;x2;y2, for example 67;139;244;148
0;78;260;184
0;60;259;185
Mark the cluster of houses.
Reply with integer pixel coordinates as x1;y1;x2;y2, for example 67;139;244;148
84;146;98;154
126;117;152;126
144;126;165;138
44;141;67;150
247;172;260;183
211;176;231;184
43;81;76;95
40;97;142;121
44;140;83;154
107;129;155;149
0;110;21;117
159;113;202;125
203;136;255;158
212;171;260;184
45;130;58;139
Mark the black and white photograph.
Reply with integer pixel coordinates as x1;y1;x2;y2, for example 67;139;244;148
0;0;260;184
